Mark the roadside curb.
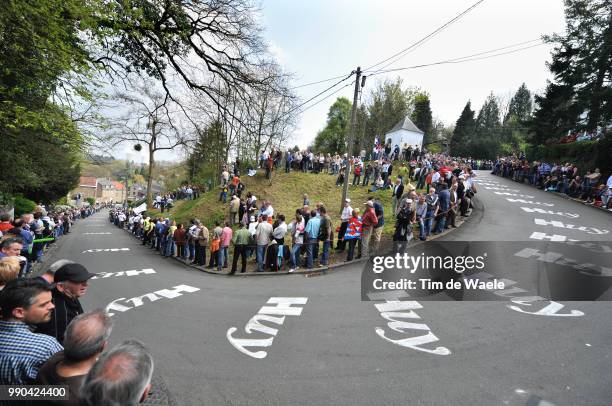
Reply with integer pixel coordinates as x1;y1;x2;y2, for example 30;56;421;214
122;207;474;277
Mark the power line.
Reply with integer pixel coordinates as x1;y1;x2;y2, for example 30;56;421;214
363;0;486;73
368;41;546;77
296;80;356;115
291;75;350;90
291;0;486;91
278;71;355;120
369;37;543;76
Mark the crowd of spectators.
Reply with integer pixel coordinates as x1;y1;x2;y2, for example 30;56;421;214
110;148;480;273
0;259;155;405
554;129;604;144
493;157;612;210
0;204;99;280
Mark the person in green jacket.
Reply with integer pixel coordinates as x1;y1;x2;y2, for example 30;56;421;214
230;223;251;274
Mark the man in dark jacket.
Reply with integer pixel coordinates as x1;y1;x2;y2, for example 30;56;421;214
35;310;113;406
434;183;451;234
391;178;404;216
37;263;95;344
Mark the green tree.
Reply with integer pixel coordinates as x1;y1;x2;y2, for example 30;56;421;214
364;78;417;148
501;84;533;154
505;83;533;123
411;93;433;146
1;0;275;202
529;82;578;144
187;120;227;187
450;101;476;157
471;94;502;159
314;97;352;154
545;0;612;131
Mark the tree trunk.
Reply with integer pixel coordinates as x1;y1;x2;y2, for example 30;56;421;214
146;125;156;210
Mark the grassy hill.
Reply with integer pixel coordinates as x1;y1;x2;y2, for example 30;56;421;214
153;169;409;236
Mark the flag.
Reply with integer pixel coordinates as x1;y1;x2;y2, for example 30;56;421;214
133;202;147;214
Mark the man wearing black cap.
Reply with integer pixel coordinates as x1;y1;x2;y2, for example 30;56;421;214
36;263;96;344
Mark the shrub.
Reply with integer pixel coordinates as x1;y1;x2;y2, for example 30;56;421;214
14;196;36;216
85;197;96;206
526;136;611;177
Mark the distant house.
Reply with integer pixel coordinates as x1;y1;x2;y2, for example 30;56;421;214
129;183;146;201
73;177;100;200
384;116;424;150
97;178;126;203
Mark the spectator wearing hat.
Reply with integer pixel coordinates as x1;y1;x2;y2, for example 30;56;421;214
35;309;113;406
35;259;75;285
361;200;378;258
336;199;353;252
394;199;415;251
37;263;96;344
229;195;241;225
80;340;154;406
0;279;62;384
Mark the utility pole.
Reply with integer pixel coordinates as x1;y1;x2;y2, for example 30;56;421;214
341;66;362;214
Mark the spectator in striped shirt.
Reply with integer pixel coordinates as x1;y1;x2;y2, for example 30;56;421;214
0;279;62;384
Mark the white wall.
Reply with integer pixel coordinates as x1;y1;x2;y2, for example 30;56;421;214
384;129;423;150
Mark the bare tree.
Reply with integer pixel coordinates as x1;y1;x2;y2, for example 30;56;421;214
183;63;298;169
91;0;275;126
102;81;189;208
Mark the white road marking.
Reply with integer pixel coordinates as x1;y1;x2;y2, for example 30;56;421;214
486;187;520;192
369;290;451;355
91;268;156;279
533;218;609;235
465;272;584;317
529;232;577;242
105;285;200;316
514;247;612;277
494;192;535;198
520;207;580;218
506;199;554;206
82;248;130;253
227;297;308;359
83;232;112;235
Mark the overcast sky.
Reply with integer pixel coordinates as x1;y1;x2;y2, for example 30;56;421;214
263;0;566;148
121;0;566;162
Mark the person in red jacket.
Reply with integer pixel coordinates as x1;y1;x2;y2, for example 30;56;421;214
361;201;378;257
352;162;362;185
0;213;12;233
345;209;362;262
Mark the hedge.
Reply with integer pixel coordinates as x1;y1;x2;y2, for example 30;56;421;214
526;135;611;177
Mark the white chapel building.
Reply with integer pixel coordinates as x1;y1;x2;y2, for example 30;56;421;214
384;116;424;149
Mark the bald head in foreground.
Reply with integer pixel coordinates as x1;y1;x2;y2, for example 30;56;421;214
80;339;154;406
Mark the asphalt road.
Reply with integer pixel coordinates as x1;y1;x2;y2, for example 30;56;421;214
44;171;612;406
